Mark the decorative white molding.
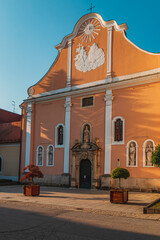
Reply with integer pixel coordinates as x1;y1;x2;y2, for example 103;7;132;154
104;89;113;174
55;123;65;148
25;103;32;167
55;13;128;51
64;97;72;173
67;40;72;88
74;43;105;72
143;139;155;167
24;68;160;104
112;116;125;145
126;140;138;167
46;144;54;166
36;145;44;167
107;27;112;81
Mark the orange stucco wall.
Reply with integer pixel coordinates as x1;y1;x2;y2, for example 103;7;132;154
112;82;160;178
112;30;160;77
70;92;105;175
33;46;68;95
32;99;65;175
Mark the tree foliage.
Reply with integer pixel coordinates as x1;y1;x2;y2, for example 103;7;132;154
20;164;43;183
151;144;160;167
111;168;130;179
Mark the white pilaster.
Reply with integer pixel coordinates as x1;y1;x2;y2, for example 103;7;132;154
106;27;112;82
67;40;72;88
64;97;72;173
104;89;113;174
25;103;32;167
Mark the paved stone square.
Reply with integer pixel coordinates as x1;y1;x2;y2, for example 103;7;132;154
0;185;160;220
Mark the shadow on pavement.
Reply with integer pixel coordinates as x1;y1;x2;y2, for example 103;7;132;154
0;203;159;240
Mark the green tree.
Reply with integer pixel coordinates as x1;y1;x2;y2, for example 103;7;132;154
151;144;160;167
111;168;130;188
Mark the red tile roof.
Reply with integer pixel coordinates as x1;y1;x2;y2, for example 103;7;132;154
0;121;21;143
0;109;21;124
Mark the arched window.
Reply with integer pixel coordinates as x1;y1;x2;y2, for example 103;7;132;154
143;139;155;167
55;124;64;148
112;117;125;144
126;140;138;167
36;145;44;166
47;145;54;166
0;155;2;173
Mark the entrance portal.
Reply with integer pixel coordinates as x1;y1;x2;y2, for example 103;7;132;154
79;159;91;189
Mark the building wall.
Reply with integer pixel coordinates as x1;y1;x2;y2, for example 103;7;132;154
112;81;160;178
0;144;20;181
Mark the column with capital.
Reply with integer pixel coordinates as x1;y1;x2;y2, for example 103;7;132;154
25;102;32;167
106;26;112;83
64;97;72;173
104;89;113;174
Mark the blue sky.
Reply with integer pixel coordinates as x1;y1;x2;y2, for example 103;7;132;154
1;0;160;114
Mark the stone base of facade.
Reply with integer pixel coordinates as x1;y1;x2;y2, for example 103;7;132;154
34;174;70;187
100;174;111;189
111;178;160;192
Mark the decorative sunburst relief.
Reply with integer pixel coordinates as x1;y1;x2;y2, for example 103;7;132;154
78;19;101;43
74;43;105;72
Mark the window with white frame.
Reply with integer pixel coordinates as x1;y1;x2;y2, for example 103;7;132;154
47;145;54;166
143;139;155;167
55;124;64;148
81;96;94;107
0;155;2;172
126;140;138;167
112;117;125;144
36;145;44;166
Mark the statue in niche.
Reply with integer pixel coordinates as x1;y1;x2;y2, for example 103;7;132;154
145;141;153;166
129;142;136;166
38;147;43;165
83;125;90;144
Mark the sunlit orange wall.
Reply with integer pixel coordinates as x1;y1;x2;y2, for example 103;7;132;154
33;99;65;175
112;82;160;178
33;46;68;95
112;30;160;77
71;19;108;86
70;92;105;175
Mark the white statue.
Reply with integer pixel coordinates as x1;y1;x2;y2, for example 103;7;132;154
74;43;105;72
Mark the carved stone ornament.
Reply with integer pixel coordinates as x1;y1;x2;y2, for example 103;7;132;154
74;43;105;72
28;87;35;96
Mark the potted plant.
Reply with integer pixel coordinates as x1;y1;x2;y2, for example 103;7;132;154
110;167;130;204
20;164;43;196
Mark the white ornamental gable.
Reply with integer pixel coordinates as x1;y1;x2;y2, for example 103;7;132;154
74;43;105;72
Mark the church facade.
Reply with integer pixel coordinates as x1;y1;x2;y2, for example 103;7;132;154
21;13;160;191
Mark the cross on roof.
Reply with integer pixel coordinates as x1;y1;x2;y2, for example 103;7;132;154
87;3;95;13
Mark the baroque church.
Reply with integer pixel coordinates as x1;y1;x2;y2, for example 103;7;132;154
21;13;160;190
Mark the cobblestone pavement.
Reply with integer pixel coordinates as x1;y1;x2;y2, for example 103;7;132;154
0;185;159;220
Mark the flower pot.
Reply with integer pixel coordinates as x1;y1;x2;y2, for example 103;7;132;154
110;189;128;204
23;185;40;196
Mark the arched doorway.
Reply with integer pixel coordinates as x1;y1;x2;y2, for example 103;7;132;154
79;159;91;189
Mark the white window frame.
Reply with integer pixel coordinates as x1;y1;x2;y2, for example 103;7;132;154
36;145;44;166
55;123;65;148
81;95;95;108
46;144;54;166
112;116;125;145
126;140;138;167
0;155;2;173
143;139;155;167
